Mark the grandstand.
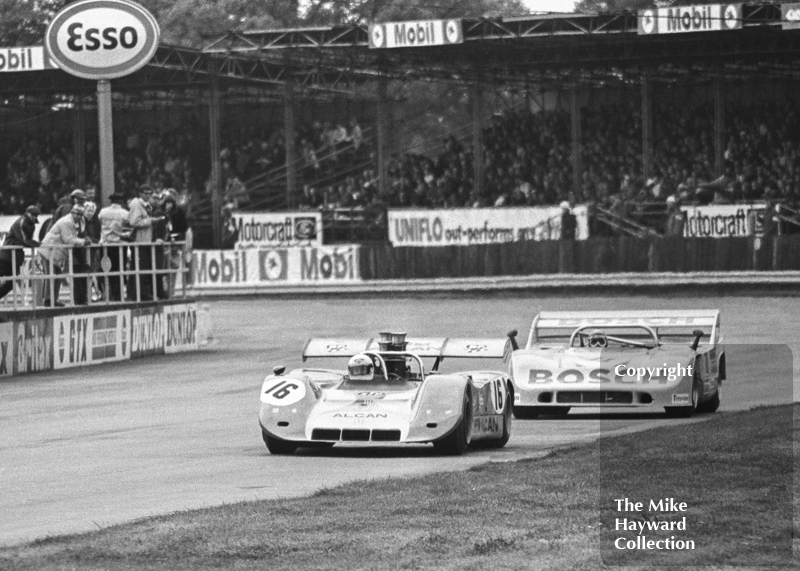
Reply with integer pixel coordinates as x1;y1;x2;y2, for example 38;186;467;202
3;3;800;244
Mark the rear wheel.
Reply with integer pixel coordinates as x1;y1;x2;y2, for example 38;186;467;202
433;389;471;455
262;431;299;455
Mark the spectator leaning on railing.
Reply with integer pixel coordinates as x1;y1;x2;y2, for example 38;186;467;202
38;204;91;307
0;205;41;301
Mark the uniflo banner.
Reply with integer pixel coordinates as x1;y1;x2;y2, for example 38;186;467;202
189;246;361;288
232;212;322;248
387;206;589;247
680;203;766;238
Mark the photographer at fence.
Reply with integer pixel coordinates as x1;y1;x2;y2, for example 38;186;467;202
98;193;131;302
0;205;41;301
38;204;91;307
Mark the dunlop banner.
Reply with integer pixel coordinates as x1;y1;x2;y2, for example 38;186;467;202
232;211;322;248
387;206;589;247
681;203;765;238
131;306;165;358
164;303;198;354
53;310;131;370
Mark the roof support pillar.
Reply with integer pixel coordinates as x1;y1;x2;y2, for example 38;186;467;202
96;80;115;205
377;77;389;197
471;83;485;198
641;71;654;181
72;96;86;189
714;68;725;177
284;82;297;209
208;57;222;249
570;78;582;198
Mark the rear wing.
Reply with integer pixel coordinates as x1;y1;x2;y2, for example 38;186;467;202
303;337;511;361
527;310;721;348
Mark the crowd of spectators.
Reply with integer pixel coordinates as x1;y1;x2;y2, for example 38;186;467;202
6;102;800;225
295;102;800;221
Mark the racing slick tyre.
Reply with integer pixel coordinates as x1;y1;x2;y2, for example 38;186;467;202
664;369;701;418
489;388;512;448
262;431;299;455
433;389;472;456
697;384;721;414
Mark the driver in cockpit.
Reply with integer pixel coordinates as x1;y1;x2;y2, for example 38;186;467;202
587;330;608;348
346;354;375;381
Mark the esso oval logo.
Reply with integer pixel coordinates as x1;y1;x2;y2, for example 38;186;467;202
45;0;159;80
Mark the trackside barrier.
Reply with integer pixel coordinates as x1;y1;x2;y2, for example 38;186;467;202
358;235;800;279
0;241;188;310
0;300;211;378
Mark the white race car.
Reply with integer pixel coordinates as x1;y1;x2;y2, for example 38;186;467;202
509;310;725;418
259;332;513;455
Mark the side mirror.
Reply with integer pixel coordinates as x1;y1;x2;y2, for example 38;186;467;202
507;329;519;351
273;365;286;376
690;330;704;351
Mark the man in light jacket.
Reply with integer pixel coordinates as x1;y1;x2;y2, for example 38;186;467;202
38;204;90;307
99;193;130;301
127;184;163;301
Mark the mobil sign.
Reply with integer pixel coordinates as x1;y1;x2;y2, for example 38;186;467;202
45;0;160;80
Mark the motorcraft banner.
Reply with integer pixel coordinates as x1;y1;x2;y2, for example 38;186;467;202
680;203;766;238
387;206;589;247
232;211;322;248
189;245;361;288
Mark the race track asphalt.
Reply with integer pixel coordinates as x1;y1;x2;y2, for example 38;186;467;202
0;293;796;546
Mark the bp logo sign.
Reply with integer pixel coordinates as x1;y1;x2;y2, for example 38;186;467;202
45;0;160;80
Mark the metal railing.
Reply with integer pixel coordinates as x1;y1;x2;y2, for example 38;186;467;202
0;241;189;311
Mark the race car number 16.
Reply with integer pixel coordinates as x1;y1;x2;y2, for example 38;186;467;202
261;378;306;406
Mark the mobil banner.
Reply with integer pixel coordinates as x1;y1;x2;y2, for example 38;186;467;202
53;310;131;369
0;322;13;376
164;303;198;354
190;245;361;288
387;206;589;247
14;317;53;375
233;211;322;248
131;306;165;358
681;203;765;238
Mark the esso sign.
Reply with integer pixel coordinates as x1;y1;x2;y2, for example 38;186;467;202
45;0;159;80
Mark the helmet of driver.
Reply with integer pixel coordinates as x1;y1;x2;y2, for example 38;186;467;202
347;354;374;381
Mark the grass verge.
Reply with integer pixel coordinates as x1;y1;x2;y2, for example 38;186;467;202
1;404;796;571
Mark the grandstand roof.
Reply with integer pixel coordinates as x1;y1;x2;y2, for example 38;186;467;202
2;2;799;100
201;3;800;87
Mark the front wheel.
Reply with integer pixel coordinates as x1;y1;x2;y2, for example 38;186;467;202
433;389;471;455
664;370;701;418
483;385;512;449
697;384;720;413
263;431;299;455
